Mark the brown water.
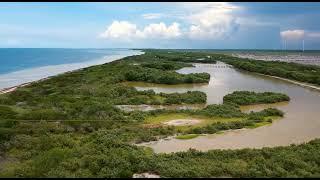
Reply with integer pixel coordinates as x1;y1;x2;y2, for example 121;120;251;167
132;62;320;153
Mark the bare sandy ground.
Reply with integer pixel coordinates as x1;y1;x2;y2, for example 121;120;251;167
163;119;202;126
0;82;31;95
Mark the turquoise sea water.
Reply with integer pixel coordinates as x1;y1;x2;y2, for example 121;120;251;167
0;48;134;74
0;48;142;89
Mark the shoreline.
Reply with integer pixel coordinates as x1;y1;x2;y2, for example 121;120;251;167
0;76;53;95
2;53;320;95
255;73;320;91
0;82;31;94
0;50;143;95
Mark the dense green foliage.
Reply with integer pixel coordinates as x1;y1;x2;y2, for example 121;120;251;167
0;106;17;119
185;107;283;134
194;103;244;118
1;121;319;178
160;91;206;104
140;61;193;70
223;91;290;105
221;55;320;85
124;66;210;84
0;50;317;178
152;139;320;178
0;52;210;121
113;88;206;106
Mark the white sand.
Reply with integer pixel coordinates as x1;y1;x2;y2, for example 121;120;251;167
0;50;143;90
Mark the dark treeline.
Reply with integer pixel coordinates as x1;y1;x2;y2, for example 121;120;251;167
124;66;210;84
140;61;193;71
159;91;206;104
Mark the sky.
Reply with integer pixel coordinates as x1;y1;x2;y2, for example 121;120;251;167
1;2;320;49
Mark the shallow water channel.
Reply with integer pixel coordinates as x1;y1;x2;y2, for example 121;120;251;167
130;62;320;153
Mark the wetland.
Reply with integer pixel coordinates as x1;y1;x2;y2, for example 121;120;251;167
0;50;320;177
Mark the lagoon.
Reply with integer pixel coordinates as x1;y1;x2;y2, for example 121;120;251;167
133;62;320;153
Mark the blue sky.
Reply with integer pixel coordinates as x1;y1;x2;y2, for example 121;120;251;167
1;2;320;49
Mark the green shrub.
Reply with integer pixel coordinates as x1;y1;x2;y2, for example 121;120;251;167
0;105;17;119
20;109;67;120
223;91;290;105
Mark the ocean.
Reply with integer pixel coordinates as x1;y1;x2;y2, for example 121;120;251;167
0;48;142;89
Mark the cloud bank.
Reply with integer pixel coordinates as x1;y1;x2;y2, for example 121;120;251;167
100;2;241;42
100;21;181;41
183;2;240;40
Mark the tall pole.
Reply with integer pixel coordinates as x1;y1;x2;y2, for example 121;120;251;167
284;40;286;51
302;39;305;52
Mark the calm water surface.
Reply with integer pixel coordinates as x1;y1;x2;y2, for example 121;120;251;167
133;62;320;153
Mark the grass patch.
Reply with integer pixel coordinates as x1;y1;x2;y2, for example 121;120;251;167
175;134;199;140
247;116;281;129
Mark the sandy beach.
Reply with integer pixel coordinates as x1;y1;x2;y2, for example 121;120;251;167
0;50;143;94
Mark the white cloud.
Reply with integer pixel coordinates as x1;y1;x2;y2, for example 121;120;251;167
139;22;181;39
100;2;242;42
187;12;239;40
100;21;181;41
280;29;305;40
99;21;139;41
142;13;164;19
182;2;241;40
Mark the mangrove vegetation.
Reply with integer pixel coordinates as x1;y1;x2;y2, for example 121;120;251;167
0;50;318;178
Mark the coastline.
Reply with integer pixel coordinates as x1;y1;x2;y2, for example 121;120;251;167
0;77;51;95
2;51;320;95
0;82;32;94
0;50;143;94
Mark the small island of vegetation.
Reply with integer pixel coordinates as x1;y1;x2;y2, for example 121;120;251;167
223;91;290;105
